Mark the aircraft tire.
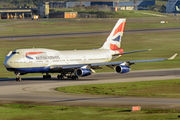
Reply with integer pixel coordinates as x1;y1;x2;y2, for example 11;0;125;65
16;77;21;82
43;75;46;79
71;76;78;80
57;75;60;79
57;75;63;80
60;75;64;80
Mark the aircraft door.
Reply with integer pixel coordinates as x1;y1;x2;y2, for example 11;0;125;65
26;61;33;67
42;54;49;66
43;59;49;66
66;56;69;64
83;56;86;63
35;52;49;66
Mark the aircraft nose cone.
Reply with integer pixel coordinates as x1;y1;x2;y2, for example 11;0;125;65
3;59;11;68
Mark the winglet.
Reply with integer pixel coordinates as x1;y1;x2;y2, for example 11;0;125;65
168;53;178;60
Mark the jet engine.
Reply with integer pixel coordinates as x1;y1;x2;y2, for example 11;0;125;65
115;65;131;73
76;68;92;77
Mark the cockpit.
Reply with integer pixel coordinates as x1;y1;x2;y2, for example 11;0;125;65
5;50;20;59
12;51;20;54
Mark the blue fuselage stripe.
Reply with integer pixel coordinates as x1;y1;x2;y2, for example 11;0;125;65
7;67;51;73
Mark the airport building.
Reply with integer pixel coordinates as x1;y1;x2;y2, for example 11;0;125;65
166;0;180;13
0;2;49;19
0;8;32;19
38;2;49;18
0;1;155;19
49;1;155;10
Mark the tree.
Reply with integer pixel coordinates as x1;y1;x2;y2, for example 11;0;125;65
148;5;155;11
160;5;166;12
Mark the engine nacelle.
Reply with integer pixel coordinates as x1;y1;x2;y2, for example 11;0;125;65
76;68;92;77
115;65;131;73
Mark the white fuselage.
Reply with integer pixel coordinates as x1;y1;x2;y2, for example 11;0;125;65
4;48;116;69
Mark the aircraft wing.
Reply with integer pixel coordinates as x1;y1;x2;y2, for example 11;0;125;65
91;53;177;67
50;53;177;70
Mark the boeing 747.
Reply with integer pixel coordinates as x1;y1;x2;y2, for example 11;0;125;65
3;19;177;81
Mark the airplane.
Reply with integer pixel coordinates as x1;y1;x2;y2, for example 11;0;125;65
3;18;177;82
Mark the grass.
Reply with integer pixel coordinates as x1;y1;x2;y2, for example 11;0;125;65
0;20;20;24
0;17;180;36
115;10;164;18
0;104;180;120
0;20;113;36
56;79;180;98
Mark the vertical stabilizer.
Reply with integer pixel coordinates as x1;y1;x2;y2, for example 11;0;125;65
101;19;126;50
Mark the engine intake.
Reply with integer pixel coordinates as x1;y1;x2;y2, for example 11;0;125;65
76;68;92;77
115;65;131;73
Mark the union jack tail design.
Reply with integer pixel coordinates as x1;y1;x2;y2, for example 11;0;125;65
101;19;126;52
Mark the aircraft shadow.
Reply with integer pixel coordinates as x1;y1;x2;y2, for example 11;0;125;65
0;77;98;81
53;96;120;103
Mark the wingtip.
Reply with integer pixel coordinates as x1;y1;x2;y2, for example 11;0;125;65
168;53;178;60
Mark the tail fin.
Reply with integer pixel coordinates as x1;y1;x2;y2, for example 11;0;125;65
101;18;126;50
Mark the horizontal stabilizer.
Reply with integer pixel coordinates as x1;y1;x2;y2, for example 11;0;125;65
168;53;178;60
113;49;151;56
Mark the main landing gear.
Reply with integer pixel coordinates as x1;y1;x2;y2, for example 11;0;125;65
57;74;78;80
69;75;78;80
42;73;78;80
57;75;64;79
43;73;51;79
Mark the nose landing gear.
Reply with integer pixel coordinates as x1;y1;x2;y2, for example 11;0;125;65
15;72;21;82
16;77;21;82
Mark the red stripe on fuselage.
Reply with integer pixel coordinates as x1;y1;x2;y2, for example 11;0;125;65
25;52;43;56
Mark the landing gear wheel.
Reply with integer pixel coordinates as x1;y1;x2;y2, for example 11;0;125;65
48;75;51;79
43;75;51;79
57;75;60;79
57;75;64;80
16;77;21;82
43;75;45;79
71;75;78;80
71;76;75;80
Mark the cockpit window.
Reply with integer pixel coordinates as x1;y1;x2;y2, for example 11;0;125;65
12;52;19;54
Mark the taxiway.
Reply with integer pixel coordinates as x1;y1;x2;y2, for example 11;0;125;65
0;68;180;109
